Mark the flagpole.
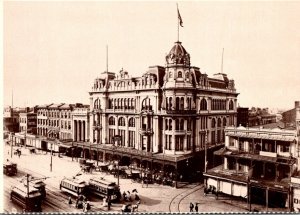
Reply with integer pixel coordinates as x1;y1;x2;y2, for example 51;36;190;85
177;3;179;42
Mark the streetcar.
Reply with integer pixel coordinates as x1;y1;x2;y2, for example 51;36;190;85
3;162;17;176
59;177;87;197
88;177;121;202
10;184;42;212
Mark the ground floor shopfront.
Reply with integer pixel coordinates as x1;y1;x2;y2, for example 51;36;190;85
203;173;293;212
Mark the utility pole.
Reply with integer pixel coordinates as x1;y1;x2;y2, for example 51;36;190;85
27;174;30;198
117;159;120;187
11;133;14;158
204;130;208;173
72;141;74;161
50;143;53;172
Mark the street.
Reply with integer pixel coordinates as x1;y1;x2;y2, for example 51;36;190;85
3;143;249;213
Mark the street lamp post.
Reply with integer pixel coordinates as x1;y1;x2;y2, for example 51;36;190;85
72;141;74;161
11;132;14;158
204;130;208;173
50;143;53;172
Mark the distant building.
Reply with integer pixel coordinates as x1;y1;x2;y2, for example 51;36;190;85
19;109;37;135
282;101;300;129
248;107;277;127
237;107;249;127
3;106;20;135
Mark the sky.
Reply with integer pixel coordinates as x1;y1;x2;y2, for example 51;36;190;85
3;1;300;110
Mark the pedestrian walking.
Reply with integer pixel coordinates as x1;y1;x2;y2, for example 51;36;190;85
195;203;198;212
68;196;72;206
190;202;194;212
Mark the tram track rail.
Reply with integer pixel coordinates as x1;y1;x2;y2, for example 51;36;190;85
168;183;204;213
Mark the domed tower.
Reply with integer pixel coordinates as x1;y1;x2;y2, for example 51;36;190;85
163;41;193;88
162;41;196;156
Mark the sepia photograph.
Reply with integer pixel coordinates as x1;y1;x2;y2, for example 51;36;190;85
2;1;300;213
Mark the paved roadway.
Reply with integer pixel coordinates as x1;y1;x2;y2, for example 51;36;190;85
3;144;250;213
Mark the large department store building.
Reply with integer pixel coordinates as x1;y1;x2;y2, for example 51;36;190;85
81;40;238;179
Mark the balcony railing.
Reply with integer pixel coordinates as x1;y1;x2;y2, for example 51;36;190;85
93;123;102;129
166;109;197;114
139;128;153;136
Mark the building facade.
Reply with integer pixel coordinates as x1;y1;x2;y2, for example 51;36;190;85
19;111;37;135
72;104;90;142
204;125;300;211
282;101;300;129
83;41;238;179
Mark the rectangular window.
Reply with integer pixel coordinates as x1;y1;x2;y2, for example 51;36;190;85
187;135;191;150
211;131;216;145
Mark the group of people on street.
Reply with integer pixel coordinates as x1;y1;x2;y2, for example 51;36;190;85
122;189;140;202
190;202;199;212
121;189;141;212
68;195;90;212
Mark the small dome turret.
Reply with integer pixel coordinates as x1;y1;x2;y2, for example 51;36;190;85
166;41;190;66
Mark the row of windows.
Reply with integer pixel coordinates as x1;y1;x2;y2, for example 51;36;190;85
38;110;71;118
108;117;135;127
200;99;234;111
108;98;136;110
211;118;227;128
19;118;27;123
165;97;193;110
168;71;189;79
211;99;227;110
164;118;192;131
61;181;80;191
165;135;192;151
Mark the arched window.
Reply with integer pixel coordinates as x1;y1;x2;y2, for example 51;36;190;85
131;98;135;109
169;97;173;110
169;71;173;78
223;118;227;127
142;97;152;111
118;117;125;126
120;98;123;109
108;99;112;109
117;99;120;109
178;71;182;78
180;97;184;110
127;99;130;109
211;118;216;128
217;118;222;127
229;100;234;110
176;97;180;110
94;99;99;109
124;98;127;109
200;99;207;110
169;119;172;130
180;119;184;130
175;119;179;130
186;72;189;79
128;118;135;127
165;119;168;130
109;117;115;125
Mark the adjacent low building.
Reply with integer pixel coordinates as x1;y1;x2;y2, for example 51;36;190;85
204;125;300;211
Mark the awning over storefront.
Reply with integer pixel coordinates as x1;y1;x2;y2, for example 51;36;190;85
228;133;296;142
214;147;296;165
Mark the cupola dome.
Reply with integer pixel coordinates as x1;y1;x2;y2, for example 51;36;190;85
166;41;190;66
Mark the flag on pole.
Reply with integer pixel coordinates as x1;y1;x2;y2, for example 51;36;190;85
177;5;183;27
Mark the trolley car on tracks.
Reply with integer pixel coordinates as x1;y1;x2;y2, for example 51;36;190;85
88;177;121;202
59;177;87;197
10;184;42;212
